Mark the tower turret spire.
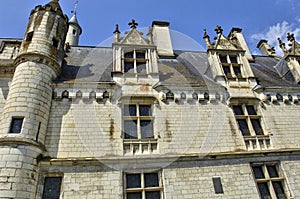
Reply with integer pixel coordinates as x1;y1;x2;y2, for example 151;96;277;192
66;0;82;46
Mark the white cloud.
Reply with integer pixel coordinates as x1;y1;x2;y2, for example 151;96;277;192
251;21;300;55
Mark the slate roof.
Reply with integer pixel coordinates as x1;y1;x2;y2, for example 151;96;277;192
59;46;300;89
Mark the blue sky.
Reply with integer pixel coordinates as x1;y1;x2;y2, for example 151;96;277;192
1;0;300;55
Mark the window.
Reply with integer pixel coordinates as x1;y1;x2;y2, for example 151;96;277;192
9;117;24;133
232;104;271;150
42;177;62;199
251;163;287;199
123;50;147;73
219;54;243;78
25;31;34;42
212;177;224;194
73;29;77;35
123;103;157;155
125;172;163;199
123;104;154;139
52;37;59;48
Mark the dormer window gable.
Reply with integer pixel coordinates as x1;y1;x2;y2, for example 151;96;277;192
203;26;256;83
112;19;158;76
278;33;300;83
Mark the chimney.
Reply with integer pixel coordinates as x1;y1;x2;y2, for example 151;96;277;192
152;21;174;57
257;40;280;57
229;28;254;61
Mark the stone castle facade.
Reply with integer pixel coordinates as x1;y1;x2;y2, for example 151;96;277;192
1;0;300;198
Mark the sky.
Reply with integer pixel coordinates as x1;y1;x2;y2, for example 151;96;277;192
1;0;300;55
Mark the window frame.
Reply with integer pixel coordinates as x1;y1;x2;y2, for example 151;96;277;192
251;162;287;199
123;49;148;74
231;102;271;150
123;103;155;140
218;53;244;78
9;117;24;134
124;171;163;199
42;175;63;199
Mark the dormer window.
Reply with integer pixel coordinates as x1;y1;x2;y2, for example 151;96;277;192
123;50;147;74
219;54;243;78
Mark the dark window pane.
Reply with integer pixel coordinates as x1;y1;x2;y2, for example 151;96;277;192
246;106;257;115
229;56;238;63
267;165;279;178
222;65;231;76
144;173;159;187
146;191;160;199
140;105;152;116
257;183;270;199
10;118;24;133
73;29;76;35
237;119;250;136
137;62;147;73
124;62;134;73
124;120;137;139
141;120;154;139
251;119;263;135
42;177;62;199
124;52;134;58
26;31;34;42
126;174;141;188
212;177;224;194
233;105;244;115
252;166;265;179
124;105;136;116
272;182;286;199
219;55;227;63
136;52;146;59
52;38;59;48
233;66;242;77
127;192;142;199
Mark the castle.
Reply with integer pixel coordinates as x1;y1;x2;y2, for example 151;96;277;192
1;0;300;198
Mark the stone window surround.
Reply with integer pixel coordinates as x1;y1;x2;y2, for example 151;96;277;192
122;48;148;74
250;162;288;199
230;100;271;150
9;117;24;134
41;173;64;199
122;97;158;155
218;53;244;79
124;171;163;199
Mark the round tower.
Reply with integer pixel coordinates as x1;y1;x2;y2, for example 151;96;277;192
65;13;82;46
0;0;68;198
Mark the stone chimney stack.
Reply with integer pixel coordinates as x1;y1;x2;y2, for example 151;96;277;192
229;28;254;61
257;40;279;57
152;21;174;57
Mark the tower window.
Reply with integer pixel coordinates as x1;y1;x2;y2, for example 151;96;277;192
52;37;59;48
42;177;62;199
25;31;34;42
73;29;77;35
9;117;24;133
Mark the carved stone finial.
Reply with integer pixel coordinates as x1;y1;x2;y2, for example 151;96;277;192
129;19;138;29
113;24;120;34
278;38;287;52
203;29;209;38
215;25;223;35
287;32;295;42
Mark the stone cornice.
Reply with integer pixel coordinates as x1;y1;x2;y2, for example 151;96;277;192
14;52;61;76
0;137;46;151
